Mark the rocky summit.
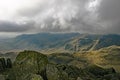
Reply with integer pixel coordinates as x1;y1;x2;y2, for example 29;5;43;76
7;51;48;80
0;50;118;80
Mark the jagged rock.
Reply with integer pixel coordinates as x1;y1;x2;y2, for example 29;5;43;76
0;60;4;72
30;74;43;80
46;64;59;80
100;73;120;80
6;50;120;80
84;65;116;77
56;64;81;80
7;50;48;80
0;75;5;80
46;64;83;80
77;77;83;80
46;64;69;80
0;58;6;72
6;58;12;68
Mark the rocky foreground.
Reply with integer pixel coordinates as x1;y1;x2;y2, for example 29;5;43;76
0;51;120;80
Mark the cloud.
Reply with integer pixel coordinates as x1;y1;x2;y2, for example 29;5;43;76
0;0;120;35
97;0;120;34
0;20;35;32
17;0;90;33
17;0;110;34
98;0;120;20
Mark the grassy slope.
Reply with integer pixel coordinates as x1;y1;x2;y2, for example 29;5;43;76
74;46;120;72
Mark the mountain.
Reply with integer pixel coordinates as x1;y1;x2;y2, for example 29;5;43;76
0;33;80;51
64;34;120;52
0;33;120;52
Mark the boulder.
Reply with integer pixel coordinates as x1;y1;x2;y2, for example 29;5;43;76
46;64;69;80
7;50;48;80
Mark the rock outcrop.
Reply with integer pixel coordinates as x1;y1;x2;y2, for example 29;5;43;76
6;50;120;80
7;50;48;80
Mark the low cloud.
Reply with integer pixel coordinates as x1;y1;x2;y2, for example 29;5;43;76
0;20;35;32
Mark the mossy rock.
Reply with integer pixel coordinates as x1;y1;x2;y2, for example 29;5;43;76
84;65;116;77
101;73;120;80
7;50;48;80
46;64;60;80
30;74;43;80
46;64;69;80
0;75;5;80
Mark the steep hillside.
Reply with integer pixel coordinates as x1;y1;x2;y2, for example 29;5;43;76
64;34;120;52
95;34;120;49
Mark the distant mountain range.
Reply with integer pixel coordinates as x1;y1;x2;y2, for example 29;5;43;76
0;33;120;51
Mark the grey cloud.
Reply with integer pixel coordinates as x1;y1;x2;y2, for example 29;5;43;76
28;0;89;33
0;0;120;34
98;0;120;20
18;0;106;34
96;0;120;34
17;0;89;33
0;20;35;32
18;0;88;17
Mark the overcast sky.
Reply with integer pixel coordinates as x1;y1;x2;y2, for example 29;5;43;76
0;0;120;37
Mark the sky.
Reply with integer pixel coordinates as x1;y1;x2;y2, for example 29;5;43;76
0;0;120;37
